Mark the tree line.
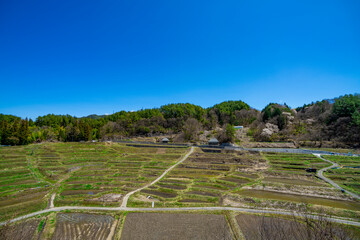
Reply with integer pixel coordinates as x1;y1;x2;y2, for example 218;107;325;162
0;101;250;145
1;94;359;146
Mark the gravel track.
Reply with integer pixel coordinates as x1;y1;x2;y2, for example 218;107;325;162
313;154;360;201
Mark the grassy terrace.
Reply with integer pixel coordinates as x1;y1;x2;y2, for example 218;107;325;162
128;150;360;214
324;155;360;195
0;143;359;223
50;143;188;207
264;152;330;175
239;152;360;212
0;143;188;221
0;146;49;222
128;148;264;207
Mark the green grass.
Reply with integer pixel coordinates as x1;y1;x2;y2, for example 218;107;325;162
128;149;262;207
323;155;360;195
0;145;49;221
0;142;188;221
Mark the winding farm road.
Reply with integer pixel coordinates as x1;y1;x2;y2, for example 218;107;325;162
313;154;360;201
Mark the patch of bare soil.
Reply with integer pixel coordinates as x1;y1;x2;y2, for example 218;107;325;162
251;184;353;201
186;190;218;197
222;194;255;207
86;193;122;202
0;219;39;240
156;148;166;154
121;213;232;240
60;190;103;196
136;195;160;202
178;199;209;203
141;189;177;198
52;213;114;240
158;184;187;190
220;177;251;184
242;142;296;148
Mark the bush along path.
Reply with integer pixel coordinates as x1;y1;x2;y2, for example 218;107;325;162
313;154;360;201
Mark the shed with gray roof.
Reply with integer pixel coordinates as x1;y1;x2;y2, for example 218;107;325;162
208;138;219;145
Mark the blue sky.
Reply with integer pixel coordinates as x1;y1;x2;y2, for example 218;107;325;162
0;0;359;119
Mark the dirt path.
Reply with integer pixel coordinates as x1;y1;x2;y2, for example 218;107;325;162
120;147;194;208
106;219;118;240
49;193;56;208
313;154;360;201
48;166;82;209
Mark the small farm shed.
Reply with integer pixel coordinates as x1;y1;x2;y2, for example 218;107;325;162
162;138;169;143
208;138;219;146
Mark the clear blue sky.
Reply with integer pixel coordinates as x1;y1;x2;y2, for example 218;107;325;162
0;0;359;119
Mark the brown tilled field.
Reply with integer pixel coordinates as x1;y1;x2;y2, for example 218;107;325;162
0;219;39;240
52;213;115;240
121;213;232;240
236;213;358;240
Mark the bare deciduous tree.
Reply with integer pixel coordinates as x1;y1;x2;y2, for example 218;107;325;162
183;118;201;141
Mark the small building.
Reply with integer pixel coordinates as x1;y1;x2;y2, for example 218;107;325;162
234;126;243;129
161;138;169;143
208;138;219;146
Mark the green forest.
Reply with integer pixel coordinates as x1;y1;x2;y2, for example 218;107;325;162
1;94;359;146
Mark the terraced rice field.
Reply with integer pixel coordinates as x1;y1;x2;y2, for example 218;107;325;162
324;156;360;195
225;152;360;211
239;189;360;211
38;143;188;207
52;213;115;240
264;152;330;175
0;142;188;222
261;152;331;188
121;213;232;240
27;143;187;206
0;146;49;221
129;148;264;207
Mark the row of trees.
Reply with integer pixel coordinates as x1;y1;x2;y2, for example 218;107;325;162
0;101;251;145
1;94;359;146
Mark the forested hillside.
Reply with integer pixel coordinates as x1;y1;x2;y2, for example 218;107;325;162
0;94;359;147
